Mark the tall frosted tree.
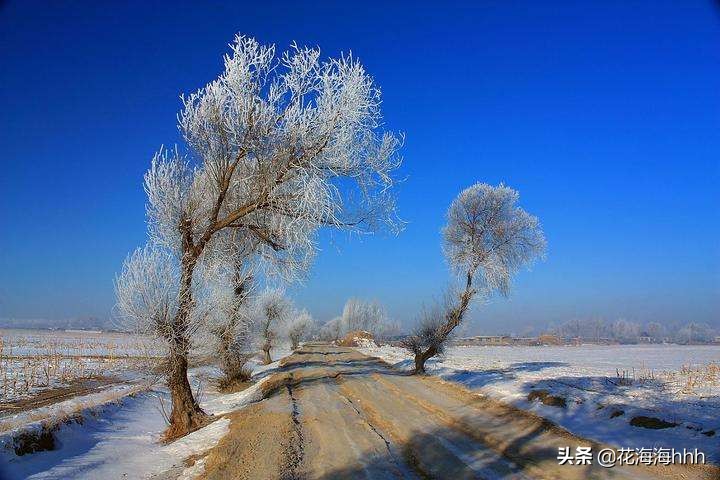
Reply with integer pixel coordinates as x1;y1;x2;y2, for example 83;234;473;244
116;35;402;436
403;183;546;373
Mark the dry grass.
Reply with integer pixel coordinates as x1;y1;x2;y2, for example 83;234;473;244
663;362;720;394
216;360;253;393
609;361;720;395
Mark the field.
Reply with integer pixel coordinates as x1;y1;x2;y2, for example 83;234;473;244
0;328;164;404
358;343;720;463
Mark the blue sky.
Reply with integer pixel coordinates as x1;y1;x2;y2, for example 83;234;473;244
1;1;718;333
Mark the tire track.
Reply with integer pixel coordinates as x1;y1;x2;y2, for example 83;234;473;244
282;379;305;480
334;380;427;480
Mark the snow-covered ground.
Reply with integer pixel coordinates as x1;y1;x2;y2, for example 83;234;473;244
1;329;165;402
358;343;720;463
0;334;291;480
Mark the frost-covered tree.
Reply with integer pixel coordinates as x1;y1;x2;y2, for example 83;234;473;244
252;288;292;364
206;260;254;387
560;318;582;339
644;321;665;343
115;244;179;346
675;322;714;344
319;317;344;343
287;310;313;350
403;183;546;374
340;298;388;337
118;34;402;435
588;317;608;343
610;319;640;344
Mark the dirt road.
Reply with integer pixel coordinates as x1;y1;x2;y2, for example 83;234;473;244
199;345;718;480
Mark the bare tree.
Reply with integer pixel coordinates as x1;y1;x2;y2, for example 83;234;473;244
253;288;292;364
288;309;313;350
118;35;402;435
403;183;546;374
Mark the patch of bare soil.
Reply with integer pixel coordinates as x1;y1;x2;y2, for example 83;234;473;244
629;416;678;429
527;388;567;408
200;395;296;480
197;345;720;480
0;376;120;416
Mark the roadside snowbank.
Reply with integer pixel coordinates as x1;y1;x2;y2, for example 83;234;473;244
0;353;289;480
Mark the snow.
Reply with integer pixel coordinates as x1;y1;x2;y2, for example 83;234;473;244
358;343;720;464
0;351;288;480
0;328;164;358
0;328;164;403
0;382;153;433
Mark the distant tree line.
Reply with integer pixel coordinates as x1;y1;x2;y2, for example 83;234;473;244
546;318;717;344
316;298;400;342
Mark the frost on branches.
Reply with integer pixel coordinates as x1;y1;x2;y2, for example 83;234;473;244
115;34;403;437
288;310;314;350
403;183;546;374
251;287;292;364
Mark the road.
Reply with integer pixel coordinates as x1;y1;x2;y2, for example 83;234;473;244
198;344;718;480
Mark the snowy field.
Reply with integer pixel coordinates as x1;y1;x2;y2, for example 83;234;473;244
358;343;720;463
0;328;165;403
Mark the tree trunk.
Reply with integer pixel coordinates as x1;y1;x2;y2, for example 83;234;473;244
262;345;272;364
414;346;436;375
218;330;236;378
166;346;207;439
164;238;208;439
413;269;476;376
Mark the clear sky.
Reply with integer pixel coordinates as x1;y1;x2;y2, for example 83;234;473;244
1;1;718;333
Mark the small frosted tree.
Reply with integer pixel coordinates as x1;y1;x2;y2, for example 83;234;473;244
610;319;640;344
320;317;344;343
403;183;546;374
206;259;254;387
252;288;292;364
644;322;665;343
117;34;402;435
288;310;313;350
